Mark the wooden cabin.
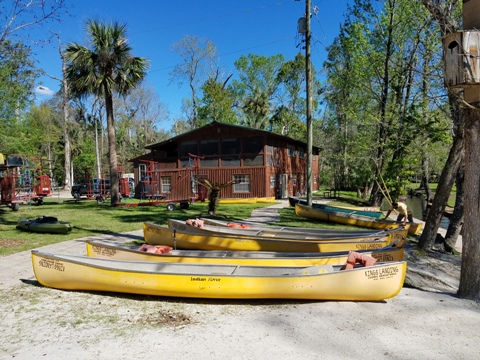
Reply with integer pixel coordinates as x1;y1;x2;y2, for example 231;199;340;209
129;121;320;201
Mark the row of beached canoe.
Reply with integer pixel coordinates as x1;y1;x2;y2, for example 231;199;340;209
288;196;384;218
31;217;408;301
291;200;423;235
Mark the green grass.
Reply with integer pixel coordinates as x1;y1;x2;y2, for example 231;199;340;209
0;197;274;256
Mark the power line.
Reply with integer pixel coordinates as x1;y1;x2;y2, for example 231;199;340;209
148;36;295;74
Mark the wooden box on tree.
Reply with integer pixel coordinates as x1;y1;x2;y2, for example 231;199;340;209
443;30;480;89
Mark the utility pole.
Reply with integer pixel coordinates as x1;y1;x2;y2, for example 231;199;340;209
305;0;313;206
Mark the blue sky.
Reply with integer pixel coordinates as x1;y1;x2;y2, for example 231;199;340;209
31;0;351;129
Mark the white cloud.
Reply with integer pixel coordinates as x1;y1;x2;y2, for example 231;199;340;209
35;86;55;96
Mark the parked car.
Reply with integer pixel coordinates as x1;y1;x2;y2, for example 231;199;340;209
71;179;110;200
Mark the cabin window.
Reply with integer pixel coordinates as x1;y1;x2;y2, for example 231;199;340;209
233;174;250;193
221;138;240;155
161;177;171;193
270;174;276;188
242;136;264;154
139;163;147;181
243;154;264;166
266;144;278;154
222;156;240;167
180;159;190;168
199;139;219;156
200;157;219;168
287;144;296;157
298;147;305;159
179;141;197;157
266;154;278;167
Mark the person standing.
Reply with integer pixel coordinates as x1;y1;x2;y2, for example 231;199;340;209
385;201;413;225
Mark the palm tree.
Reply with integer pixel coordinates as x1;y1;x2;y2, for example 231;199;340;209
196;179;239;215
242;89;270;129
64;19;148;206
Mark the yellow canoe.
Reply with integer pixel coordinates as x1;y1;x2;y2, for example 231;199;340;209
167;218;407;243
86;239;405;266
295;203;423;235
144;223;405;252
330;204;380;211
32;250;406;301
289;197;382;217
201;217;390;237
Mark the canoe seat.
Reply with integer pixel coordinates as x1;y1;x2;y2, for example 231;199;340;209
342;251;377;270
36;216;58;223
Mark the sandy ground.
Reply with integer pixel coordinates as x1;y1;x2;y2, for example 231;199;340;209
1;199;480;359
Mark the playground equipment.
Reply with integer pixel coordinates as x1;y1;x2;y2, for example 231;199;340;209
0;154;52;211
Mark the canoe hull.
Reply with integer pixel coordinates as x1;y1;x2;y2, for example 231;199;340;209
295;203;423;235
32;250;406;301
144;223;405;252
86;239;405;266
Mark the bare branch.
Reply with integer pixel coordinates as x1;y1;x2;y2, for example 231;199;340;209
0;0;68;45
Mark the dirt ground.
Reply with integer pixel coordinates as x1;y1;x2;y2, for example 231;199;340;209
1;199;479;359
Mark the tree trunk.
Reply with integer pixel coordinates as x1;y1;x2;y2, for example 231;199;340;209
208;189;219;215
61;46;72;191
417;97;464;250
372;3;396;210
420;157;433;203
94;113;101;179
458;105;480;301
417;136;463;249
444;158;464;253
105;90;120;206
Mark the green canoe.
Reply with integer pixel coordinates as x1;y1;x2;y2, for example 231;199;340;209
17;216;73;234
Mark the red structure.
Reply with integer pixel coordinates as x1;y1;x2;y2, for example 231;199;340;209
118;153;204;209
129;121;321;201
0;154;52;210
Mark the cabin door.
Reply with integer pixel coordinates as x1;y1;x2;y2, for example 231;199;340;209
279;174;289;199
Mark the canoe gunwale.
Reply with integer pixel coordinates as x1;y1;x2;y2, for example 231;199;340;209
86;239;405;263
